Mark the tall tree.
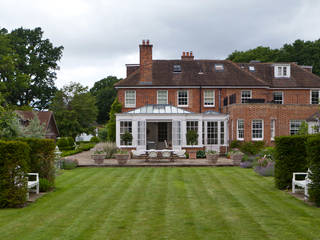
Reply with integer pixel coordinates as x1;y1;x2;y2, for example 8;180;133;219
227;39;320;76
90;76;120;124
50;82;98;139
0;27;63;109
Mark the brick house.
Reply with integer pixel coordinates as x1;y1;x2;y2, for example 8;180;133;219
114;40;320;153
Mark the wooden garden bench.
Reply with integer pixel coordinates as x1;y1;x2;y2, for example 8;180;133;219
292;169;311;200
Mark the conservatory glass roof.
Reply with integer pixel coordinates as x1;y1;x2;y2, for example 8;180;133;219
127;104;193;114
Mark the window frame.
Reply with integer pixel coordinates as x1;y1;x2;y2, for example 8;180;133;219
241;90;252;103
120;121;133;146
311;90;320;104
157;90;168;104
125;90;136;108
252;119;264;141
203;89;215;107
186;121;199;145
237;119;244;140
273;91;283;104
274;64;290;78
271;119;276;141
177;90;189;107
290;120;303;135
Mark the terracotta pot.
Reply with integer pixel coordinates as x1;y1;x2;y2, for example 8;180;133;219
115;154;129;165
231;153;244;166
92;154;105;164
189;151;197;160
207;153;219;164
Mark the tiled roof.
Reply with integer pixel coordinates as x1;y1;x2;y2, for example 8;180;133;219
115;60;320;88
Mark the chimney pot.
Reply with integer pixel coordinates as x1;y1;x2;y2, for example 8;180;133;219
142;40;145;45
182;52;185;56
147;40;149;45
186;52;189;56
190;51;193;56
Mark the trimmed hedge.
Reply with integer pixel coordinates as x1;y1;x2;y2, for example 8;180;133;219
306;135;320;206
274;135;308;189
57;137;75;151
20;138;56;185
0;141;30;208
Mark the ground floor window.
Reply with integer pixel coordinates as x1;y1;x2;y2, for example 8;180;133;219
137;121;145;145
172;121;181;146
290;120;302;135
207;121;218;144
120;121;132;145
271;119;276;140
158;122;168;142
186;121;198;145
220;122;225;145
311;90;320;104
237;119;244;140
252;120;263;140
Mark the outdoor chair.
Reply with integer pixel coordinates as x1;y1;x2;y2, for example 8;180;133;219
146;150;158;162
292;169;311;200
27;173;39;200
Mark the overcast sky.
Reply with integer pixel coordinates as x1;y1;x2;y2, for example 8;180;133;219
1;0;320;88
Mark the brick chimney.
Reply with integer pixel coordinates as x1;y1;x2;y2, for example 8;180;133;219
139;40;153;84
181;51;194;61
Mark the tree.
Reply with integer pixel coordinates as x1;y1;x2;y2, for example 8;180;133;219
106;98;122;142
0;27;63;109
90;76;120;124
227;39;320;77
20;112;46;138
0;107;22;140
50;82;97;139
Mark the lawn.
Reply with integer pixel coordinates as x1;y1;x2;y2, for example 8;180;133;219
1;167;320;240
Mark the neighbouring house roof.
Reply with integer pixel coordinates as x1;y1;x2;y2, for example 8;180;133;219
115;60;320;88
15;110;59;136
125;104;193;114
306;112;320;122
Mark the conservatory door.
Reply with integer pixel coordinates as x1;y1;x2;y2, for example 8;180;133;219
172;120;182;150
137;120;146;150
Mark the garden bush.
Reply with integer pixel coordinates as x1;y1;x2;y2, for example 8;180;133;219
90;136;100;143
240;141;265;155
61;158;78;170
306;135;320;206
61;142;95;157
274;135;308;189
57;137;74;151
196;150;206;158
255;162;275;177
20;138;56;185
39;178;53;192
0;141;30;208
230;140;242;149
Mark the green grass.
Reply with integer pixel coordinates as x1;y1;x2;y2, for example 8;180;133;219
1;167;320;240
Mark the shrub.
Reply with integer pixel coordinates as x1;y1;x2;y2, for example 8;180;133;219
306;135;320;206
240;141;265;155
196;150;206;158
98;127;108;141
61;158;78;170
255;162;275;177
106;98;122;142
92;142;117;158
57;137;75;151
240;161;253;168
258;146;276;161
230;140;242;149
120;132;132;145
0;141;30;208
90;136;99;143
39;178;53;192
20;138;56;185
186;130;198;145
274;135;308;189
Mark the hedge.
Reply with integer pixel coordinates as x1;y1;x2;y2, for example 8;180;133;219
306;135;320;206
274;135;308;189
0;141;30;208
57;137;75;151
19;138;56;185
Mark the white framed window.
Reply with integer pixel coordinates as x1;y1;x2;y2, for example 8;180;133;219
186;121;198;145
311;90;320;104
252;119;263;140
172;120;181;146
137;121;145;146
249;66;255;71
271;119;276;141
274;64;290;78
290;120;302;135
220;121;225;145
177;90;188;106
157;90;168;104
273;92;283;104
214;64;224;71
237;119;244;140
125;90;136;108
204;90;215;107
241;90;252;103
120;121;132;145
207;121;218;144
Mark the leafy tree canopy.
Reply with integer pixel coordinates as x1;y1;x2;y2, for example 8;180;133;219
90;76;120;124
0;27;63;110
50;82;98;139
227;39;320;76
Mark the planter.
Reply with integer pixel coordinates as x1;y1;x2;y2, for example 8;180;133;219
115;154;130;165
189;151;197;160
207;153;219;164
92;154;105;164
231;153;244;166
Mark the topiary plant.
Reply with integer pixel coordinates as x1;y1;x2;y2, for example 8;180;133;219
186;130;198;145
121;131;132;145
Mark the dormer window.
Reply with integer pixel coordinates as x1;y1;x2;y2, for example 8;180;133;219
214;64;224;71
173;64;181;72
274;64;290;78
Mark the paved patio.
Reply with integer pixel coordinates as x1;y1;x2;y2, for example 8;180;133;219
65;150;235;167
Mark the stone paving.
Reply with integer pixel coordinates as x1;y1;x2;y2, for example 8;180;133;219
65;150;235;167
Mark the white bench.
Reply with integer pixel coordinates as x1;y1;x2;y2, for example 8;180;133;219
27;173;39;200
292;170;311;200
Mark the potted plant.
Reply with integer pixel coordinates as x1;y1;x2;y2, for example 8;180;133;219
121;131;133;145
206;150;219;164
186;130;198;159
114;149;130;165
230;149;244;166
91;143;106;164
